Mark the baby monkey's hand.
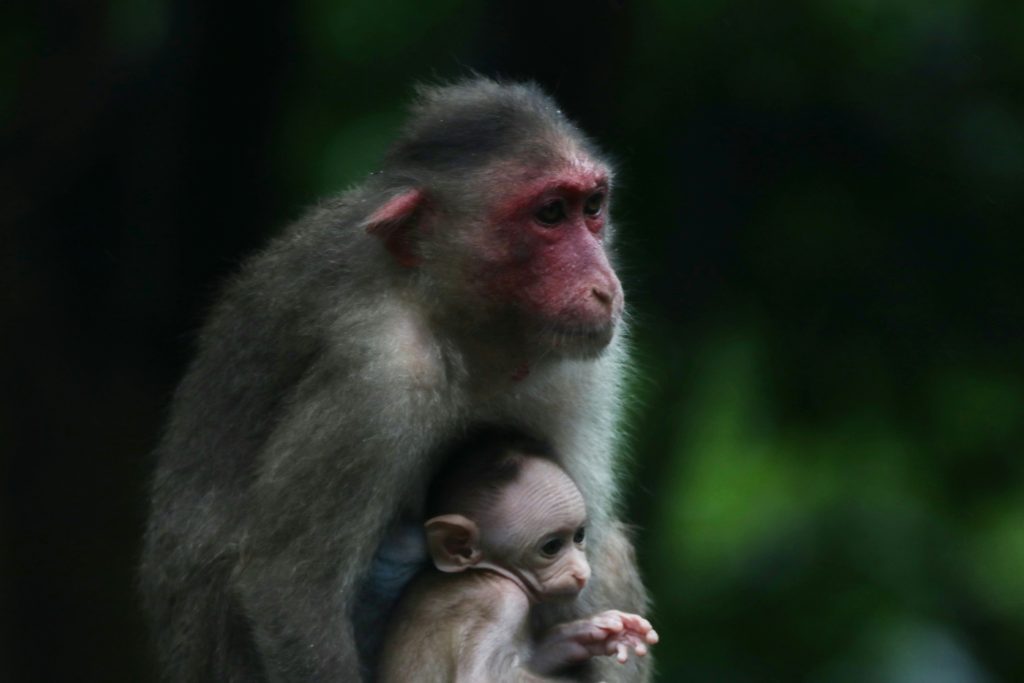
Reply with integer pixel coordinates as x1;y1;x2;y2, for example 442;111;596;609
531;610;658;674
586;610;659;664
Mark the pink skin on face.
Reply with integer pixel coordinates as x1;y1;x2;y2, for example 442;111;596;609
479;163;624;337
362;161;623;348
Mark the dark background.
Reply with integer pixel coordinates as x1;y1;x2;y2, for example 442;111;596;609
3;1;1023;681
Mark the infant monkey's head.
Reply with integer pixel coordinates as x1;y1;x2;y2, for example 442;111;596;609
425;438;590;601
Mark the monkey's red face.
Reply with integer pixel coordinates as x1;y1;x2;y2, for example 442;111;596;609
478;162;623;356
366;157;623;357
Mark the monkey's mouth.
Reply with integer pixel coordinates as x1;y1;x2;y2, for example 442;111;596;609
543;321;615;353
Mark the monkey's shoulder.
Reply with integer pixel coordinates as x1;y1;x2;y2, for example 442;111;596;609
374;302;447;389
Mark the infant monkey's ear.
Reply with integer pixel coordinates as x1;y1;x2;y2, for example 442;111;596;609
425;514;483;572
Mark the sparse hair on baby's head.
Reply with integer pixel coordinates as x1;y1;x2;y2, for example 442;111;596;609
426;428;555;519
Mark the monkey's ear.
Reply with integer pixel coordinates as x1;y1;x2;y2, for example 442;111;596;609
424;514;482;573
364;188;427;268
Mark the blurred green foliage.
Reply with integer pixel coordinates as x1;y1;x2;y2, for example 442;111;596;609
4;0;1022;681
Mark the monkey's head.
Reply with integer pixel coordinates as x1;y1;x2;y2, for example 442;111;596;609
425;451;590;602
364;78;624;359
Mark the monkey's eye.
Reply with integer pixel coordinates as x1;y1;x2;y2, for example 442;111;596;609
573;526;586;544
534;200;567;226
583;192;604;218
540;538;565;557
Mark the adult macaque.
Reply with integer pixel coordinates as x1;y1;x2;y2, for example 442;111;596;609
378;440;657;682
141;78;650;682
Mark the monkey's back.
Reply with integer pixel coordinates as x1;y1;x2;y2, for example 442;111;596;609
139;194;391;676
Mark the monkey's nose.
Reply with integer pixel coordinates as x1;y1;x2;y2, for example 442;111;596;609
591;287;613;311
573;572;588;589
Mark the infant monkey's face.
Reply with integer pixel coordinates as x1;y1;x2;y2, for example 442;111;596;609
481;458;591;599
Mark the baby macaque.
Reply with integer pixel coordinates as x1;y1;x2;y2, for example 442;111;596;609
377;439;658;682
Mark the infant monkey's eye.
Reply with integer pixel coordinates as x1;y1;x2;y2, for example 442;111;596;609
573;526;586;544
540;538;564;557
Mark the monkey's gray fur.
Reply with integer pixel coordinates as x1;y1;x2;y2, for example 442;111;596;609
140;78;652;683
